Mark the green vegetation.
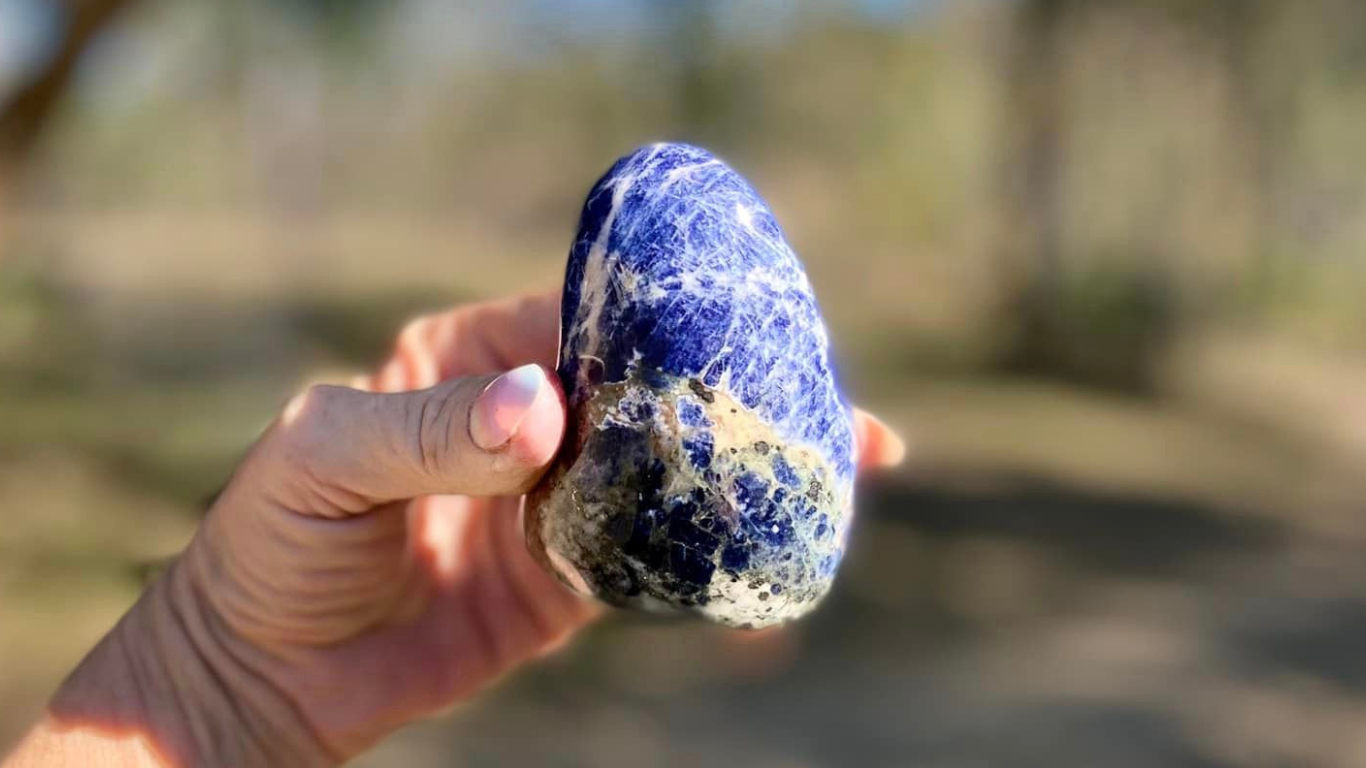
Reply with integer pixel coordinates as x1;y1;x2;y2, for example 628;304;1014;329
3;1;1366;763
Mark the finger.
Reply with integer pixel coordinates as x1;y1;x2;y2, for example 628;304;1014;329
412;496;600;657
375;357;411;393
263;364;566;515
377;292;560;393
853;408;906;470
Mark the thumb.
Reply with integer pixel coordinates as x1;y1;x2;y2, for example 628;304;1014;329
259;363;566;514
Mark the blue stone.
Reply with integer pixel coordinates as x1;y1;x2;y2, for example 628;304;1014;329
525;143;856;628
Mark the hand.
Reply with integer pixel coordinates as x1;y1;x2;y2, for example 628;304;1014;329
9;291;906;768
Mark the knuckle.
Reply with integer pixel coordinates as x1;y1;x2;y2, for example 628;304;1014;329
408;389;456;478
271;385;383;515
443;313;470;351
279;384;344;450
396;315;433;356
266;385;352;506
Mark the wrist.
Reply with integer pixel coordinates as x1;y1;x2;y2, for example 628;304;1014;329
48;559;337;768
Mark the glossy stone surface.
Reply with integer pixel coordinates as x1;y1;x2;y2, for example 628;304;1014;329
525;143;856;627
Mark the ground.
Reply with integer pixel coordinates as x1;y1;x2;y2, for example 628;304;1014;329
3;214;1365;767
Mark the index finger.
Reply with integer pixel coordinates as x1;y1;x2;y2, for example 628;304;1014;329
362;293;907;471
366;291;560;393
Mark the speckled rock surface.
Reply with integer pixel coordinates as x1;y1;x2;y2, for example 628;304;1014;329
525;143;856;628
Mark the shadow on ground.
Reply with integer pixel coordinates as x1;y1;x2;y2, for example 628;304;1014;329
3;274;1362;766
357;474;1366;768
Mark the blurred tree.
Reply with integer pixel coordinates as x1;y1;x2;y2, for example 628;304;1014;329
273;0;374;20
0;0;135;162
996;0;1276;392
0;0;382;168
1001;0;1065;292
659;0;722;140
272;0;385;49
643;0;750;148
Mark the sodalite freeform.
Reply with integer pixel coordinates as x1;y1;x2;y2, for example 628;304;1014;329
525;143;856;628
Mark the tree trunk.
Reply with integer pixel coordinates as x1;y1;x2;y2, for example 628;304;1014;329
0;0;138;162
995;0;1070;375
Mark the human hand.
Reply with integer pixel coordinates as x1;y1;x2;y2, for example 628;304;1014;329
10;291;905;768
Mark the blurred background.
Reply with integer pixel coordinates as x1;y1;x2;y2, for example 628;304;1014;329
3;0;1366;765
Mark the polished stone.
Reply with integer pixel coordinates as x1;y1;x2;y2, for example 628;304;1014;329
525;143;856;627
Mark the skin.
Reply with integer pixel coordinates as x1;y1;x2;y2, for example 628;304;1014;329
4;291;906;768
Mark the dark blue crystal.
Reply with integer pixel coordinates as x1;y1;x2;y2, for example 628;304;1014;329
525;143;856;627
